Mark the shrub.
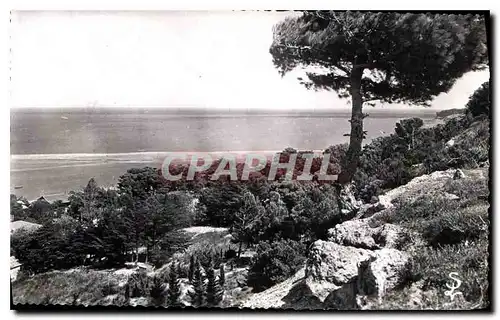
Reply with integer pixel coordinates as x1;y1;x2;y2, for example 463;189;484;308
11;222;86;274
392;190;489;247
247;239;306;292
205;258;223;307
129;271;151;298
101;280;120;297
355;174;385;203
188;241;225;270
149;275;166;307
11;269;122;305
405;239;489;308
150;231;191;268
466;81;490;118
167;263;182;307
422;206;488;247
188;261;205;307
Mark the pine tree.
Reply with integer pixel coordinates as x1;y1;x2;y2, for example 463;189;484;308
205;257;223;307
270;12;488;184
149;275;166;307
167;262;182;307
188;255;195;282
188;260;205;307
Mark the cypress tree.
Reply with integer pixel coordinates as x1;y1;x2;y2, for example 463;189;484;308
206;257;223;307
188;255;195;282
124;282;130;304
188;260;205;307
149;275;166;307
167;262;182;307
219;264;225;288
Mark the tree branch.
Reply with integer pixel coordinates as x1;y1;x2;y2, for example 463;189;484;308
334;64;350;75
353;63;381;70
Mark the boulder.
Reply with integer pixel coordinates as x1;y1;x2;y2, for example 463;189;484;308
328;219;404;250
357;249;409;298
304;241;409;309
305;241;371;302
243;240;411;310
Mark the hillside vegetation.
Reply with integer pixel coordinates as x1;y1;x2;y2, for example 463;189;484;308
11;82;490;309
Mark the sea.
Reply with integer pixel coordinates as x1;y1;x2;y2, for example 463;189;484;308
10;107;440;201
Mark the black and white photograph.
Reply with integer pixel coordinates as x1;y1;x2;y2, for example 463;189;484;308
9;9;491;310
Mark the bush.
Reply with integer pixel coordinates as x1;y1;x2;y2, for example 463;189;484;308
466;81;490;118
188;241;225;271
406;239;489;308
149;275;166;306
11;222;86;274
376;239;489;310
247;239;306;292
150;231;191;268
128;271;151;298
392;191;489;247
11;269;122;305
355;176;385;203
353;114;489;203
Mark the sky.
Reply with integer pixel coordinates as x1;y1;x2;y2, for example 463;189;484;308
10;11;490;110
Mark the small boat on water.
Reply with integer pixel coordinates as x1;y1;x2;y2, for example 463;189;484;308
61;116;69;120
14;186;23;189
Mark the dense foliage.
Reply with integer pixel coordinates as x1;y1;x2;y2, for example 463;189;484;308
247;239;306;292
11;169;194;273
466;80;490;118
11;100;490;307
11;110;489;277
353;112;489;201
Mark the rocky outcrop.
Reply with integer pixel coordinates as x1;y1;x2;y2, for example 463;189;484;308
328;219;404;250
307;242;408;310
305;241;372;302
243;168;488;310
243;218;410;310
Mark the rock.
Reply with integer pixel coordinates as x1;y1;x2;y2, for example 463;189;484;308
338;183;362;219
328;219;404;250
357;249;409;298
305;241;372;302
453;169;465;180
244;239;410;310
243;268;311;309
443;192;460;201
446;139;455;147
370;196;379;204
304;241;409;309
323;280;359;310
357;201;388;219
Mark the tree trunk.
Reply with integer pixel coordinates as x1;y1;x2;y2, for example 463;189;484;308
338;66;365;185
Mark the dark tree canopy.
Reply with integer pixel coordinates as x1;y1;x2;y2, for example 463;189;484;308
270;11;488;105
